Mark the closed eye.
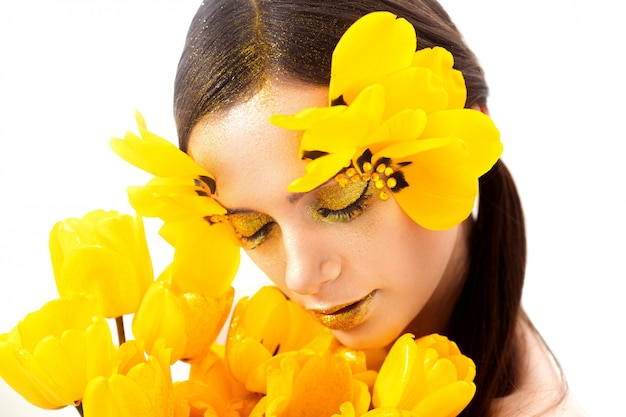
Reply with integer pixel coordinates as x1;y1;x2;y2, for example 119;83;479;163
313;180;374;223
228;212;277;250
238;221;277;249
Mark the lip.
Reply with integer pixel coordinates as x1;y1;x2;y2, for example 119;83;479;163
309;291;375;331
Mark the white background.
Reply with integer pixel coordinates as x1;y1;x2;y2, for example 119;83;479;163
0;1;624;416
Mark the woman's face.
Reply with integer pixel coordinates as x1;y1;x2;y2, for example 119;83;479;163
188;81;469;350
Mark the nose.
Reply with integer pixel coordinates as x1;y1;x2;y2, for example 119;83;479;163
282;227;342;296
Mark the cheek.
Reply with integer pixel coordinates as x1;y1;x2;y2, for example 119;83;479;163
374;205;460;288
244;243;288;291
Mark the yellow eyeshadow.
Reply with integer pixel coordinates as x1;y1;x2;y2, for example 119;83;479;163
228;212;274;237
314;180;369;211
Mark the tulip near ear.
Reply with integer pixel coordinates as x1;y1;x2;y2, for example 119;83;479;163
49;209;153;318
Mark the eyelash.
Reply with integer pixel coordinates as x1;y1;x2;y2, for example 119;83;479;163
237;221;277;250
316;181;373;223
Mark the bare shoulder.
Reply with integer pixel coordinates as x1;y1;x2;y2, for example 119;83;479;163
491;390;589;417
490;317;590;417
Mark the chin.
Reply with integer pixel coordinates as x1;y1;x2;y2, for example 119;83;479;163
332;326;400;351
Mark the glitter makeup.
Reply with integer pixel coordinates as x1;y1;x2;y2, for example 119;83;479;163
309;291;375;330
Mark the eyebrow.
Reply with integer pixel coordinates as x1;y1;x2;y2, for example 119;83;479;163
225;192;306;215
288;192;306;205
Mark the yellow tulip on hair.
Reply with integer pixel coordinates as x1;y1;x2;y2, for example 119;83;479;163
82;339;174;417
0;295;116;410
371;333;476;417
49;209;153;318
270;11;502;231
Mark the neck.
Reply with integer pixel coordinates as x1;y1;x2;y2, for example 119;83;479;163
399;218;472;344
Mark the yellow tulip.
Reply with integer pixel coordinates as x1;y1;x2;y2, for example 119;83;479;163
178;349;261;417
132;262;235;364
49;209;153;318
0;296;116;409
333;346;379;390
270;11;502;230
249;353;370;417
372;333;476;417
175;285;234;362
226;286;333;393
132;278;187;364
173;380;221;417
82;339;174;417
111;112;241;297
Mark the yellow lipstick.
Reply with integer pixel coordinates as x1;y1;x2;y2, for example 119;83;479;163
310;292;375;331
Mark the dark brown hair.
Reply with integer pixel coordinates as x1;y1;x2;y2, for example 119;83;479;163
174;1;527;415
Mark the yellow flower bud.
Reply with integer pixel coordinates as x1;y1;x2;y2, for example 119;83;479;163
183;349;261;417
177;286;234;362
249;353;371;417
49;209;153;318
226;286;332;393
133;260;236;365
83;339;174;417
0;296;116;409
372;333;476;417
132;279;187;364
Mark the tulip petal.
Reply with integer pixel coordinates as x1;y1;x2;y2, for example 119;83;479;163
330;11;416;104
127;177;227;221
411;381;476;417
300;86;385;155
178;287;234;361
85;318;116;379
422;109;502;177
378;67;449;118
373;334;416;408
367;109;429;154
391;141;479;230
0;339;61;409
288;354;354;417
411;47;467;110
269;106;346;131
110;111;211;179
287;149;354;193
83;376;124;417
95;215;152;292
132;281;187;364
170;220;240;297
421;357;459;398
83;340;173;417
50;211;153;318
100;374;154;416
56;246;139;317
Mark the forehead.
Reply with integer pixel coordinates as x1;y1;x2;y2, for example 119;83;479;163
187;82;329;211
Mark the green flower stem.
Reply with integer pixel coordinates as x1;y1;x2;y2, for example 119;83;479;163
115;316;126;346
